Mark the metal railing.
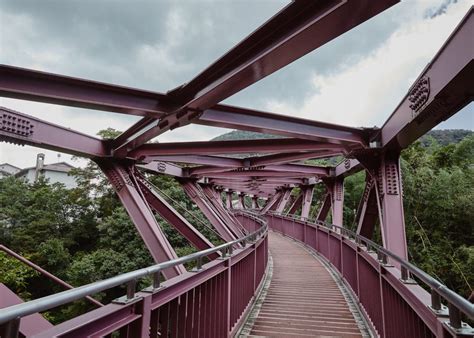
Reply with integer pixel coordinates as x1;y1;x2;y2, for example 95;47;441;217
0;244;103;308
266;211;474;335
0;213;267;330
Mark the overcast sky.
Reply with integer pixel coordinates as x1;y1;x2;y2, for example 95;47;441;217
1;0;473;169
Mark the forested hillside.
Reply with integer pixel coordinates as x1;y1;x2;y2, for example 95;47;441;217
212;128;473;145
0;129;472;323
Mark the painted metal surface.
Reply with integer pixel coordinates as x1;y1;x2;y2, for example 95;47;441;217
267;213;474;337
0;213;268;338
0;3;472;337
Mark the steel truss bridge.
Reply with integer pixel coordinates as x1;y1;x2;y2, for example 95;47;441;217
0;1;473;337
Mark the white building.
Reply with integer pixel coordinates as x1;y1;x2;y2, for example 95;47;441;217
0;163;21;179
2;154;78;189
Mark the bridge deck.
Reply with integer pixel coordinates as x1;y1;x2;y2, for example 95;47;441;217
243;231;366;337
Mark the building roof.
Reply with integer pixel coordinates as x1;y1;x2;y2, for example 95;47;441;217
0;163;21;176
15;162;76;177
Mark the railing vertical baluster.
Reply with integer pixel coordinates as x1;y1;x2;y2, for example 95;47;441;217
127;279;137;300
0;317;20;338
431;290;441;311
153;271;161;289
448;303;462;329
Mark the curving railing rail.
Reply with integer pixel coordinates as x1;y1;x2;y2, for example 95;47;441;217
0;211;268;338
265;211;474;338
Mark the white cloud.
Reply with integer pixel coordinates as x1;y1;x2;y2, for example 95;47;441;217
1;0;472;169
265;0;472;127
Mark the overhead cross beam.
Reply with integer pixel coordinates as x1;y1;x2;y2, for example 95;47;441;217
131;138;345;159
0;107;106;158
377;8;474;150
117;0;395;152
197;105;370;146
0;65;175;117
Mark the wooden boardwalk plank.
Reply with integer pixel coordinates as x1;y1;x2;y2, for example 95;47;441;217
244;231;365;337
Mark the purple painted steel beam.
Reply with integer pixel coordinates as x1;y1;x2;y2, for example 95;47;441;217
269;192;285;212
300;185;315;220
131;138;339;159
200;184;245;234
141;155;242;167
209;186;224;207
0;245;103;308
237;193;245;209
197;105;369;146
249;150;343;166
287;192;303;215
356;177;378;239
260;191;283;214
225;190;233;209
329;178;344;226
213;187;280;197
134;175;219;259
119;0;395;153
263;164;329;176
373;152;408;260
190;163;329;177
112;109;201;156
0;106;106;158
251;196;258;209
213;184;281;192
275;188;292;213
0;65;175;117
138;161;184;177
378;8;474;150
210;177;304;185
180;180;239;242
316;193;332;222
171;0;397;112
98;161;185;279
335;158;363;177
201;170;317;178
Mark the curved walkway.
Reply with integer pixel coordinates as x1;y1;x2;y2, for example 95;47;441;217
241;231;367;337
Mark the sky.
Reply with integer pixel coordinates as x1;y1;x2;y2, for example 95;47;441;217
0;0;473;169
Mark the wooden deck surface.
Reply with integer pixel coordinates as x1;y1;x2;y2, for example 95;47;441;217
244;231;365;337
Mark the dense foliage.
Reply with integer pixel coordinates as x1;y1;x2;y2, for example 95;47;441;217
0;129;472;324
341;134;474;298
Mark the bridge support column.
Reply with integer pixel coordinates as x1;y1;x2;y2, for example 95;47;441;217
275;187;292;213
376;152;408;260
300;185;314;220
251;195;258;209
330;178;344;226
238;193;246;209
226;190;233;209
356;151;408;260
98;161;185;279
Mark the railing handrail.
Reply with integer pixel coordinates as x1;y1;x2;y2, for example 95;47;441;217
0;213;268;325
266;211;474;320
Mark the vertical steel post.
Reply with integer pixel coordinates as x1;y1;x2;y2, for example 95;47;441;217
374;152;408;260
300;185;314;220
226;190;233;209
331;178;344;227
